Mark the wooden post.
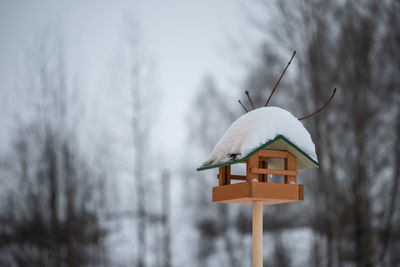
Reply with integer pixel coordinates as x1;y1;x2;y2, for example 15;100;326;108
253;201;263;267
226;165;231;185
259;160;268;182
247;152;259;182
219;166;231;186
219;167;225;186
284;153;297;184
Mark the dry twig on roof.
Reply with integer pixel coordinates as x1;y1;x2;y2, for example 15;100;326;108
238;100;249;112
265;50;296;107
298;88;337;120
245;90;255;110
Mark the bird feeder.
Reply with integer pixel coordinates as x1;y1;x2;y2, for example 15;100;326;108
197;134;318;205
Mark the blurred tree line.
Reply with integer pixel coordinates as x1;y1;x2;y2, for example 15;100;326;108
188;0;400;266
0;33;108;266
0;23;171;267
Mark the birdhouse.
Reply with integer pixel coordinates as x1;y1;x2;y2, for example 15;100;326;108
197;107;319;205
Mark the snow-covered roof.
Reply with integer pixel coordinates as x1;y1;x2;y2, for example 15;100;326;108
197;107;319;171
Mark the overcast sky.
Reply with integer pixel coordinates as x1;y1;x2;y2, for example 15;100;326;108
0;0;261;160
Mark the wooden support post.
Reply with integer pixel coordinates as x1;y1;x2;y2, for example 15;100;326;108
226;165;231;185
219;166;231;186
253;201;263;267
219;166;225;186
284;153;297;184
259;160;268;182
247;152;259;182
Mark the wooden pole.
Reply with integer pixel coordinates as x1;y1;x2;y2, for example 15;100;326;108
253;201;263;267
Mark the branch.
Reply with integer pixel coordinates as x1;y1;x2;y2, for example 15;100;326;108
298;88;337;121
238;100;249;112
264;50;296;107
245;90;255;110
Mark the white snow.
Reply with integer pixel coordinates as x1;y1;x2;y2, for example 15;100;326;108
202;107;317;166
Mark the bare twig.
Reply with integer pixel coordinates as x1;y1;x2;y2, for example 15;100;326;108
265;50;296;107
298;88;337;120
245;90;255;110
238;100;249;112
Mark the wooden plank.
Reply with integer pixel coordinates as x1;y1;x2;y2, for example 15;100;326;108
219;166;225;186
226;165;231;185
217;174;246;180
231;175;246;180
250;168;298;176
212;182;250;202
215;197;300;205
259;160;268;182
259;150;289;159
246;153;259;182
251;183;302;200
284;153;297;184
218;166;232;186
299;184;304;200
212;182;304;205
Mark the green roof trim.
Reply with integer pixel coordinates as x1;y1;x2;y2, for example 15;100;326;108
196;135;319;171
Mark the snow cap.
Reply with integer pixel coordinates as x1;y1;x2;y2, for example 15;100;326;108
200;107;318;170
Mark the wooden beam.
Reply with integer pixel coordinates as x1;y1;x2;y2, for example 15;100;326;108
219;166;231;186
250;168;298;176
259;150;289;159
226;165;231;185
231;175;246;180
212;182;304;204
247;153;259;182
259;160;268;182
284;153;297;184
217;174;246;180
219;166;225;186
299;184;304;200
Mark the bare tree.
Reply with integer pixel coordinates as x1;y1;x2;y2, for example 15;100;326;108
0;30;107;267
120;21;157;267
376;1;400;265
161;170;171;267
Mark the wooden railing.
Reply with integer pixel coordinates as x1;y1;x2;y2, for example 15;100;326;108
250;168;298;176
217;149;298;186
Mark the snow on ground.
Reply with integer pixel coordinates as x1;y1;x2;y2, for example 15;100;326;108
203;107;317;166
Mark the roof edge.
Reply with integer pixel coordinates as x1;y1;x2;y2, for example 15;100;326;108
196;135;319;171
